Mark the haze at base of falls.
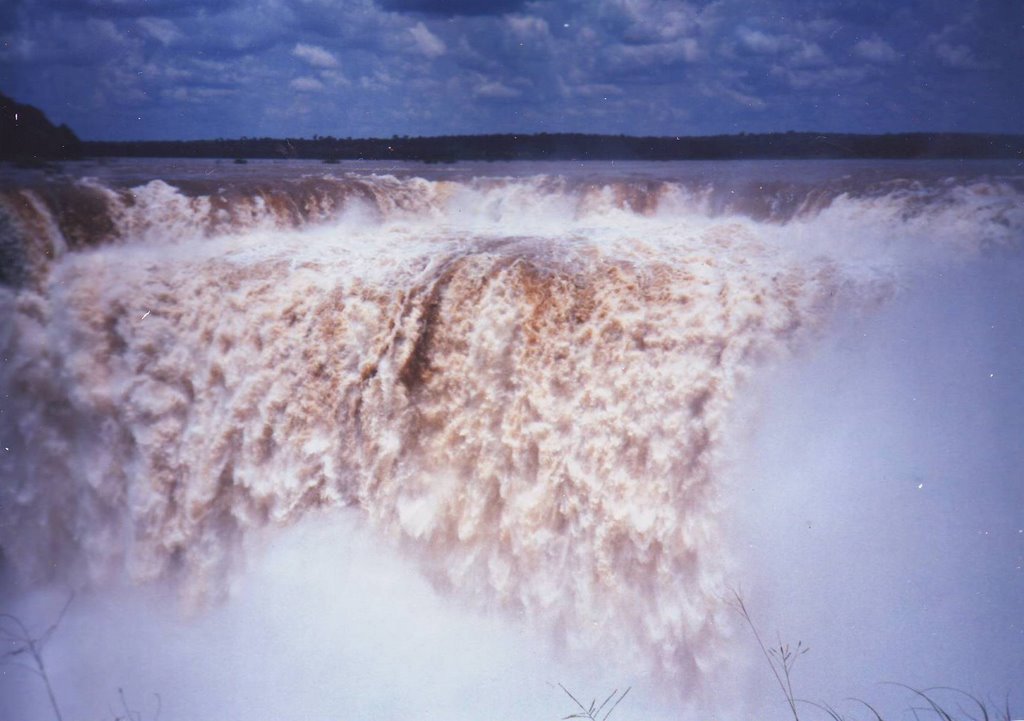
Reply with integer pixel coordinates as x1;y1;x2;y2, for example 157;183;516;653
726;255;1024;709
3;510;750;721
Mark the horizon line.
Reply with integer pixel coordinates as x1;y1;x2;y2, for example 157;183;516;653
83;129;1024;144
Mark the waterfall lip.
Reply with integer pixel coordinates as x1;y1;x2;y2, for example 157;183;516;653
2;158;1021;297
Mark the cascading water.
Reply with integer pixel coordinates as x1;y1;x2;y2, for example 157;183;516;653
1;159;1021;721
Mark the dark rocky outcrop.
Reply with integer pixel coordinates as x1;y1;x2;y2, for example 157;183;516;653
0;92;82;161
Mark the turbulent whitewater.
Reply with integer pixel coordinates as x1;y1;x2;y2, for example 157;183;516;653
1;160;1022;702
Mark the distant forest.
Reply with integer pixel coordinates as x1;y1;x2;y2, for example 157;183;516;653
84;132;1024;162
3;90;1023;163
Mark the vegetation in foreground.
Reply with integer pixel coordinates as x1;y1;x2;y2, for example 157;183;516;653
729;590;1018;721
1;593;1018;721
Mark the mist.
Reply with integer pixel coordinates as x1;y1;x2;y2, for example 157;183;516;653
2;512;700;721
728;253;1024;715
1;161;1021;721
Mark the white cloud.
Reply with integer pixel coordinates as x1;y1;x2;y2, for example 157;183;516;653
737;27;782;54
137;18;183;46
474;80;521;99
770;64;868;90
290;76;325;92
736;27;830;69
292;43;339;69
926;22;991;70
409;22;446;58
506;14;550;40
359;69;397;91
163;86;236;104
709;82;767;110
87;18;132;47
611;37;701;68
0;34;36;62
933;42;984;69
101;62;148;104
321;69;350;87
677;37;700;62
140;62;192;82
853;36;898;63
789;41;827;67
566;82;624;99
601;0;705;44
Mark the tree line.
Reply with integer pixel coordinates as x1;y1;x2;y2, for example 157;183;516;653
2;91;1021;163
83;131;1023;162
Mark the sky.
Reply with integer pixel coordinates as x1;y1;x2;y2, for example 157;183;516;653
1;0;1022;140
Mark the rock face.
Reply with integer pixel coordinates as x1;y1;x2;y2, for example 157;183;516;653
0;92;82;160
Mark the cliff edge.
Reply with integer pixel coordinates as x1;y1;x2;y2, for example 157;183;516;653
1;92;81;161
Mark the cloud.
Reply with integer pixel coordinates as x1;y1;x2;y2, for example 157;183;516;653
610;37;701;68
0;34;37;62
735;27;828;67
599;0;704;44
290;76;325;92
737;27;783;54
163;85;236;103
47;0;225;19
564;82;624;99
321;69;350;87
292;42;340;68
140;61;193;83
3;0;1021;140
705;81;768;110
785;40;828;67
926;20;994;71
770;63;869;90
359;69;398;91
506;14;550;40
409;21;446;58
137;17;182;45
794;41;829;65
474;80;520;99
933;42;985;70
853;35;898;63
379;0;527;16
